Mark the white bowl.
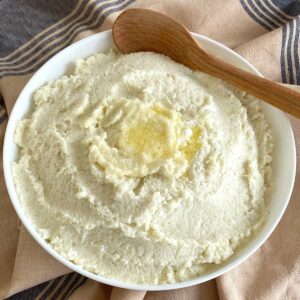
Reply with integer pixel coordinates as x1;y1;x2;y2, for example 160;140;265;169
3;30;296;291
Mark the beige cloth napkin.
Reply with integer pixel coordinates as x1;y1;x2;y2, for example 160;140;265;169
1;1;300;299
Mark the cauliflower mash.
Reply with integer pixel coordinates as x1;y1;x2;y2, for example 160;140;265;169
12;50;273;284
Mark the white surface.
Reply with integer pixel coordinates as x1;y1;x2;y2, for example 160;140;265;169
3;30;296;291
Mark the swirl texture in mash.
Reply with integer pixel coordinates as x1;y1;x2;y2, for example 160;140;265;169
12;50;273;284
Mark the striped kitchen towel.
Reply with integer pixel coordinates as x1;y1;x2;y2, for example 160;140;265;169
1;1;300;299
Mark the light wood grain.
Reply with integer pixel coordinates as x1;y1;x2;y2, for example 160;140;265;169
113;8;300;118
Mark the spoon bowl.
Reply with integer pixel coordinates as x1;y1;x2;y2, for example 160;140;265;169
112;8;206;69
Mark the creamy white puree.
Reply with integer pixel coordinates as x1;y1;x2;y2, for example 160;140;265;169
12;50;273;284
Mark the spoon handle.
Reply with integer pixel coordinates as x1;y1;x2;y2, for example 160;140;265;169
191;51;300;117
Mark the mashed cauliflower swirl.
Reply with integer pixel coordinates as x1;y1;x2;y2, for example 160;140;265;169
12;50;273;284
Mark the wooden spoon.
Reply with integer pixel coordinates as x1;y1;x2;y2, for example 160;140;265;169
113;8;300;118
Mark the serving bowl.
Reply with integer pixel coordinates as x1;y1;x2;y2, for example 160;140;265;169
3;30;296;291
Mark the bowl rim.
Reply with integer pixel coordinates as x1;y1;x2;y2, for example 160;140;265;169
3;30;296;291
